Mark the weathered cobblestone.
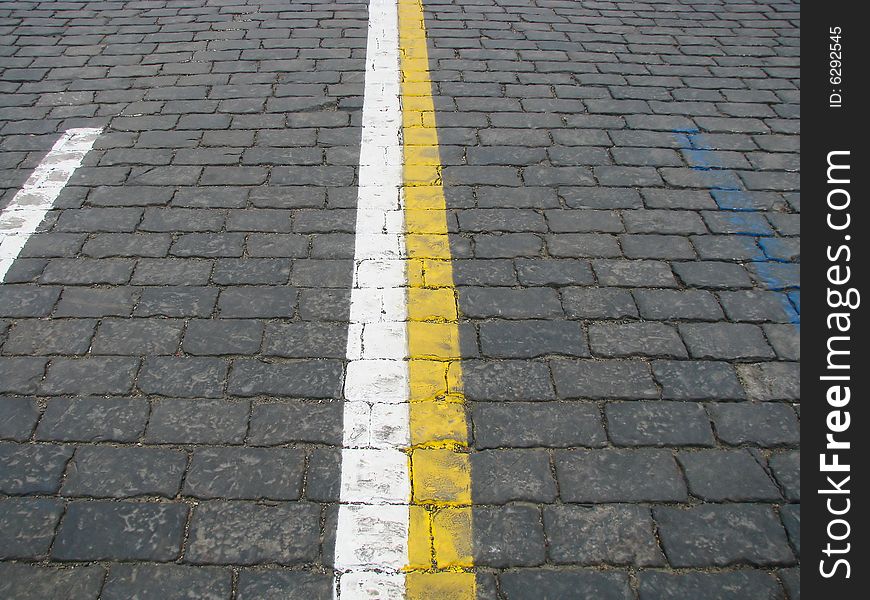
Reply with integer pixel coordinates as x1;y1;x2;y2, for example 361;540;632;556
544;505;665;566
556;449;687;503
185;501;320;565
62;446;187;498
53;501;188;561
102;564;232;600
655;505;794;567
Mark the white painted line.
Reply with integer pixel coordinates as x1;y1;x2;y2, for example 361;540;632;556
0;128;102;281
334;0;408;597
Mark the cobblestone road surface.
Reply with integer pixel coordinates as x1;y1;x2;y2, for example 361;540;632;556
1;0;799;598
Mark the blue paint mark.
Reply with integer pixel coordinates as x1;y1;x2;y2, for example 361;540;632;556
676;129;800;325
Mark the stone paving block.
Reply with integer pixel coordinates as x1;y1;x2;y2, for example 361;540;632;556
2;319;96;355
3;258;48;284
461;287;563;319
546;233;621;258
479;320;588;358
561;287;638;319
462;360;555;401
477;187;559;208
53;501;188;561
139;357;228;398
552;359;658;400
237;570;333;600
229;360;343;399
473;505;546;568
702;212;774;237
263;322;348;358
781;503;800;557
592;259;676;287
678;449;781;501
769;451;800;502
545;505;665;566
633;288;724;320
471;401;605;449
594;166;662;187
146;399;249;445
218;287;298;318
249;400;343;445
606;401;714;446
719;290;797;323
459;209;546;232
679;323;775;360
543;209;623;233
0;563;104;600
102;564;232;600
514;258;594;286
675;261;756;290
471;449;557;503
762;323;801;361
41;258;133;285
655;504;795;567
37;396;149;443
291;259;355;288
137;285;220;317
0;396;39;441
311;233;356;259
62;446;187;498
185;447;305;501
0;285;60;317
780;568;799;600
54;287;139;317
92;318;184;355
620;234;696;260
298;289;352;321
171;233;246;258
0;497;64;559
41;357;139;395
642;189;717;210
638;571;786;600
183;319;264;356
212;258;292;285
185;501;320;565
19;233;87;258
55;207;143;233
623;210;707;235
562;188;642;210
737;362;800;401
653;360;746;400
499;569;632;600
82;233;172;257
709;402;800;446
176;187;247;208
556;449;687;502
691;235;763;261
589;322;687;358
306;447;342;502
748;263;800;291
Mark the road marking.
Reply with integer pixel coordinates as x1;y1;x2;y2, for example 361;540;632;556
336;0;409;595
399;0;475;596
335;0;473;597
0;128;102;281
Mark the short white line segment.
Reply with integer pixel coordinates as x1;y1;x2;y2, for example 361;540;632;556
335;0;408;598
0;127;103;281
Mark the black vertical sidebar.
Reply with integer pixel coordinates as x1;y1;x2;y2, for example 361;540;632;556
803;2;867;597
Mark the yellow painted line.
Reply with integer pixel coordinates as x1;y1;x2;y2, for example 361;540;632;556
399;0;475;597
